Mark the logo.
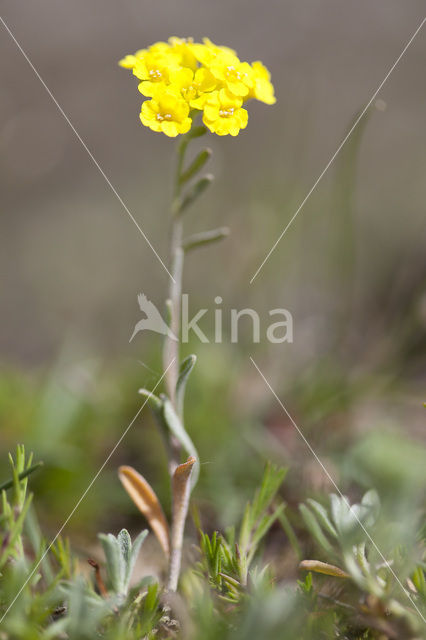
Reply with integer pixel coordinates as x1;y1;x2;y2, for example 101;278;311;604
130;293;293;344
129;294;178;342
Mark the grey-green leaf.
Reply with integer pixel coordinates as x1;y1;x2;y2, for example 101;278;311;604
299;504;333;553
138;388;163;412
128;529;148;588
118;529;131;566
178;175;213;214
182;227;230;253
180;149;211;184
307;499;338;538
185;125;208;140
161;396;199;488
175;355;197;418
98;533;124;595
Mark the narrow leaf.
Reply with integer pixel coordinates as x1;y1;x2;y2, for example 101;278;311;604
330;494;359;538
307;499;338;538
175;355;197;418
127;529;148;589
0;461;43;492
182;227;230;252
178;175;213;214
251;463;287;524
0;494;33;570
118;466;170;558
184;125;208;141
161;397;199;488
299;504;333;553
168;457;196;591
118;529;131;569
412;566;426;596
180;148;211;184
138;388;163;413
276;506;302;561
251;503;285;550
299;559;349;578
98;533;123;595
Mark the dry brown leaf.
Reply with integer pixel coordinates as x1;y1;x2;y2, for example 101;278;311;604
168;456;196;591
299;559;350;578
118;465;170;558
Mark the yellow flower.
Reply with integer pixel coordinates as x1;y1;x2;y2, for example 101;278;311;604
140;89;192;137
202;89;248;136
119;42;174;70
168;37;198;71
119;54;139;70
170;67;216;108
248;61;276;105
209;52;254;98
119;37;275;137
133;50;180;98
191;37;236;67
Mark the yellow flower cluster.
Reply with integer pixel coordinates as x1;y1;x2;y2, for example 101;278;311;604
119;37;276;137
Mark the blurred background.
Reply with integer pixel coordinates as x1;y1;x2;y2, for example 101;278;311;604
0;0;425;567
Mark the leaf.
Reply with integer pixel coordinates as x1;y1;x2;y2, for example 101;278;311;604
175;355;197;418
330;494;351;536
412;566;426;597
118;466;170;558
330;494;361;539
177;175;213;214
168;457;196;591
137;388;163;413
307;499;338;538
251;463;287;524
299;504;333;553
182;227;230;253
138;389;172;454
299;560;349;578
117;529;131;569
181;124;207;143
248;503;285;565
161;397;199;488
276;506;302;561
0;461;43;492
0;493;33;570
238;464;287;578
127;529;148;588
180;148;211;184
298;571;313;594
239;463;287;554
98;533;123;595
361;489;380;526
172;457;196;517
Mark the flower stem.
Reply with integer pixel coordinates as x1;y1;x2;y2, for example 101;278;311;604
163;137;190;591
163;126;207;591
163;217;183;409
163;139;187;473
